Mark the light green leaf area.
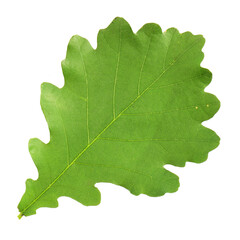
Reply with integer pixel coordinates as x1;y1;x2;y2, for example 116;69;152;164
18;17;220;218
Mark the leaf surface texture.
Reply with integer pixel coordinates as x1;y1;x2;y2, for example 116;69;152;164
18;17;220;217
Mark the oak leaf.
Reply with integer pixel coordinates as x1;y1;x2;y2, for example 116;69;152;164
18;17;220;218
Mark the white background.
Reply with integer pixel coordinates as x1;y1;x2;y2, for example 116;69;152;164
0;0;239;239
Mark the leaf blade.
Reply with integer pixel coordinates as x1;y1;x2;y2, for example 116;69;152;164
18;17;220;217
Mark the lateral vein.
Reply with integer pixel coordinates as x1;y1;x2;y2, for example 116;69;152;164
113;22;122;119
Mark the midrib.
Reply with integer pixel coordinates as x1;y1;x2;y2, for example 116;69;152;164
19;37;201;216
19;65;170;217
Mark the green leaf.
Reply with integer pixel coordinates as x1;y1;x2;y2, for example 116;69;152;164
18;17;220;218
